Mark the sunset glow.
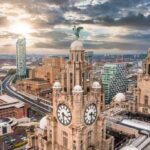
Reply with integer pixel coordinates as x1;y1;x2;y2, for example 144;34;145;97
11;22;32;35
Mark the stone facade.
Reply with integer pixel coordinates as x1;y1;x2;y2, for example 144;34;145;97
16;79;50;96
27;40;114;150
29;57;65;86
136;49;150;114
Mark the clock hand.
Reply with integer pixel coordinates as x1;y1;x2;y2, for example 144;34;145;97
89;112;94;120
62;113;65;123
63;113;70;119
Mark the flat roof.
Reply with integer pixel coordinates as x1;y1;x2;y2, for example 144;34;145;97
23;78;49;84
121;119;150;131
0;95;19;104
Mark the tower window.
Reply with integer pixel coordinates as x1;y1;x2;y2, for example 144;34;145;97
101;95;103;102
76;54;79;61
135;96;137;102
149;64;150;74
63;131;68;148
70;73;73;93
70;73;73;84
144;95;148;105
81;140;83;150
82;73;84;88
73;141;76;150
81;53;84;61
87;131;92;146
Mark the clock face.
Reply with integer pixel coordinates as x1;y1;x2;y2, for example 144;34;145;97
84;103;97;125
57;104;72;125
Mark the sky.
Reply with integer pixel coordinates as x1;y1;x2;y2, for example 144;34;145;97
0;0;150;54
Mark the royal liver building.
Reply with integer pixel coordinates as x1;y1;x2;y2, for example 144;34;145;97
27;39;114;150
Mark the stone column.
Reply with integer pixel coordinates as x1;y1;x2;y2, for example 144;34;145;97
76;128;82;150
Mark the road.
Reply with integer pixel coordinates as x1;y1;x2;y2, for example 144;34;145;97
2;75;52;115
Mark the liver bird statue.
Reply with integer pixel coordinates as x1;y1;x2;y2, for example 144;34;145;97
72;26;84;39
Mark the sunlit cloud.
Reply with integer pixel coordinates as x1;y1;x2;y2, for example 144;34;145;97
10;22;33;36
0;0;150;54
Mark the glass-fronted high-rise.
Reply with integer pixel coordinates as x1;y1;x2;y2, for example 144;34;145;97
16;36;26;78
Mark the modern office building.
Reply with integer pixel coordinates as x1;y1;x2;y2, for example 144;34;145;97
16;36;26;78
102;63;128;103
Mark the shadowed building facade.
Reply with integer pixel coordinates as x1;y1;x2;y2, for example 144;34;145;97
27;40;114;150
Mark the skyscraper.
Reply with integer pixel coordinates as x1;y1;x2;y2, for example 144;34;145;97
16;36;26;78
102;63;128;104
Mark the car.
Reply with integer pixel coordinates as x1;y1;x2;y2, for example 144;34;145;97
7;143;13;147
5;140;10;144
21;137;27;140
3;136;10;140
10;138;16;142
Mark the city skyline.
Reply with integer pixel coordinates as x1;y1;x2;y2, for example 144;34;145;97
0;0;150;54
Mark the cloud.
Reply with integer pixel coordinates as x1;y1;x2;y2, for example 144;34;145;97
0;16;9;27
75;13;150;29
119;32;150;40
31;30;71;40
108;0;141;8
33;40;71;49
0;0;150;54
0;31;18;39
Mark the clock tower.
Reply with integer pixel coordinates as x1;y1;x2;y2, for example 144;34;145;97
27;40;114;150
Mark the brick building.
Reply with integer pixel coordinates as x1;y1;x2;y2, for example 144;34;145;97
0;95;28;118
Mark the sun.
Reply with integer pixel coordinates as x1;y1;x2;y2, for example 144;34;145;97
11;22;32;35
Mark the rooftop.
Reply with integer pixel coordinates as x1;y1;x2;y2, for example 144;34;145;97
23;78;49;84
0;95;19;104
0;95;24;109
0;127;27;150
